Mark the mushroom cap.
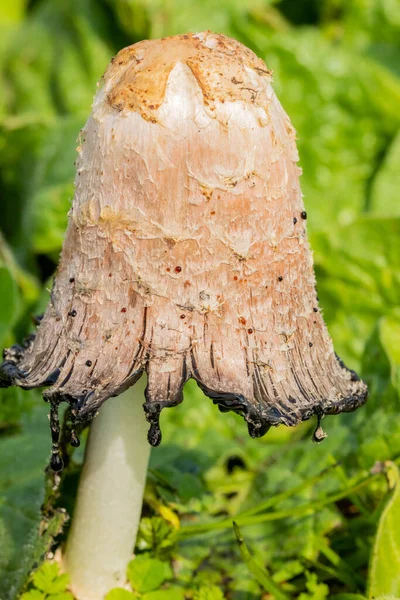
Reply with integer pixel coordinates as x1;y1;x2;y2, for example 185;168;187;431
0;32;367;449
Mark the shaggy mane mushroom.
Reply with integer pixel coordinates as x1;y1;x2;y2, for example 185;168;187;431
0;31;367;599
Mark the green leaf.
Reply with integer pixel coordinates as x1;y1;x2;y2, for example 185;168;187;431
311;216;400;367
48;593;75;600
368;463;400;598
228;572;261;600
19;591;46;600
0;386;34;430
3;22;57;118
3;0;112;120
380;316;400;392
193;586;225;600
0;403;63;600
0;0;27;24
0;231;39;304
33;562;60;592
23;116;83;256
371;131;400;216
142;588;186;600
105;589;136;600
338;0;400;73
330;595;367;600
298;572;329;600
127;555;173;594
28;117;80;255
136;517;177;558
0;266;19;344
32;561;70;594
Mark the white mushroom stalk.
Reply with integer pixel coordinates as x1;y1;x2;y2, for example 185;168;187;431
0;31;367;599
63;378;150;598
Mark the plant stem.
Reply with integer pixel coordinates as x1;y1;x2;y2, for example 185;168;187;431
178;472;379;538
63;376;150;599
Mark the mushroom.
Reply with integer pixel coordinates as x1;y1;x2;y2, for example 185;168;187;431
0;32;367;599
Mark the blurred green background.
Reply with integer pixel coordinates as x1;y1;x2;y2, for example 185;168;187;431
1;0;400;599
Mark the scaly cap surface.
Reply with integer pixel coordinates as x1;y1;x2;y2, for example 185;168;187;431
0;32;367;465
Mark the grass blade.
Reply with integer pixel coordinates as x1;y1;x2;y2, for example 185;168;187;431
233;521;290;600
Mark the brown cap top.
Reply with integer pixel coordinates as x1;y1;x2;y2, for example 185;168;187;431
105;31;272;120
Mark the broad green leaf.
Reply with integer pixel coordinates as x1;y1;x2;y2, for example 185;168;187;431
32;562;60;592
0;0;27;23
338;0;400;74
0;402;61;600
31;182;74;254
368;463;400;598
272;560;304;583
371;131;400;216
329;596;367;600
380;316;400;391
32;561;70;593
136;517;177;558
38;0;112;115
0;383;34;430
105;589;136;600
19;591;46;600
298;572;329;600
311;216;400;366
228;570;261;600
28;117;82;255
0;117;80;257
3;22;57;117
127;555;173;594
0;231;39;303
3;0;112;119
0;266;19;344
48;593;75;600
193;586;225;600
142;588;186;600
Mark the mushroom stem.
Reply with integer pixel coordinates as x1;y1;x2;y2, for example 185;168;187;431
63;376;150;599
